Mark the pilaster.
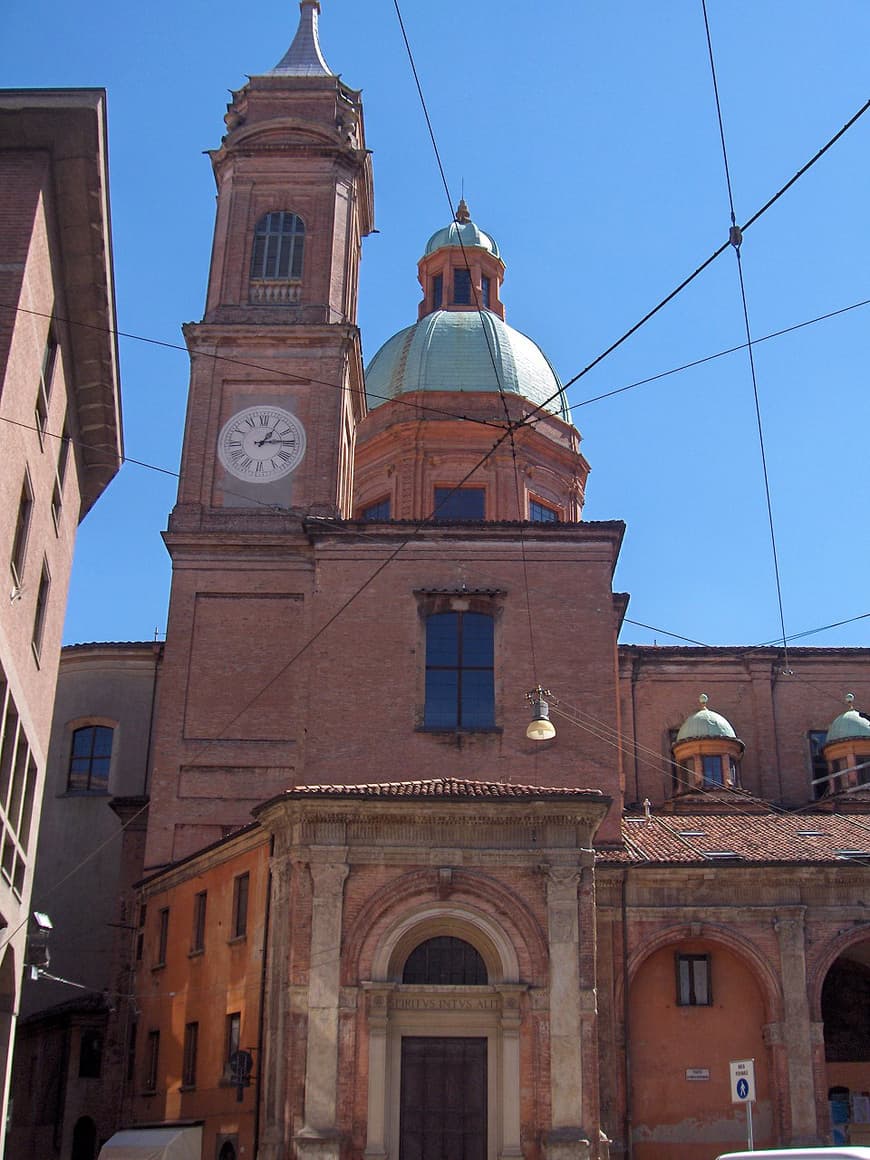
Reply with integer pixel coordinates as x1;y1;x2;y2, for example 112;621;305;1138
774;907;822;1145
295;856;350;1160
545;864;593;1160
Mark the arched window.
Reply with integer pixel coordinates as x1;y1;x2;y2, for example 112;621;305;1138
67;725;113;793
251;212;305;280
218;1142;237;1160
402;936;487;985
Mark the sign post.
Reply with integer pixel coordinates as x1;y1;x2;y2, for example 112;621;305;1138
730;1059;756;1150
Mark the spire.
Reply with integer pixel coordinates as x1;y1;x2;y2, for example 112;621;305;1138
270;1;334;77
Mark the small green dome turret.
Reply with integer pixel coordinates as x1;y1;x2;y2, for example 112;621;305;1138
675;694;740;744
826;694;870;743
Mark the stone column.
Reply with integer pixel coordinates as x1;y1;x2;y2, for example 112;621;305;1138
774;907;821;1145
363;985;394;1160
546;865;592;1160
296;857;350;1160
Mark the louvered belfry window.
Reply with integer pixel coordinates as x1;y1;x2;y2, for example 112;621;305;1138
251;212;305;280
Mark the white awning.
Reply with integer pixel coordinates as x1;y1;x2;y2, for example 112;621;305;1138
98;1125;202;1160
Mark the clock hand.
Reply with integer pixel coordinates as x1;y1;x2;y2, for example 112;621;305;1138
254;426;280;447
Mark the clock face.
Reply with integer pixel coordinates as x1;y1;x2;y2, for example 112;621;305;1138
217;405;306;482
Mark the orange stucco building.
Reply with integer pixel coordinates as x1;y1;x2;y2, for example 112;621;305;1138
9;7;869;1160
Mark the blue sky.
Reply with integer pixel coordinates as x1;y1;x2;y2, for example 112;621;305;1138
3;0;869;651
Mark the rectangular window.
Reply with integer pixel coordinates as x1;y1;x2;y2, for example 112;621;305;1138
676;953;712;1006
432;274;443;310
360;498;391;521
225;1011;241;1066
481;274;491;309
808;729;829;798
31;560;51;662
78;1029;103;1078
191;891;207;953
51;424;71;531
156;907;169;966
701;754;723;786
529;499;559;522
453;268;471;305
433;486;485;521
67;725;113;793
136;904;146;962
127;1021;137;1084
424;611;495;730
144;1030;159;1092
35;327;56;449
232;872;249;939
10;475;33;586
182;1022;198;1088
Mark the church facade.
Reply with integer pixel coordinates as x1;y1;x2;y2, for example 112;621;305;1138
12;6;870;1160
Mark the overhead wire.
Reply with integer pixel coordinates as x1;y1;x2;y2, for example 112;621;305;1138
546;690;870;853
700;0;790;671
0;302;507;431
9;28;864;785
391;0;545;685
518;95;870;425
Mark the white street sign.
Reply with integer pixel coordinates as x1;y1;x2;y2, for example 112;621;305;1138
730;1058;756;1104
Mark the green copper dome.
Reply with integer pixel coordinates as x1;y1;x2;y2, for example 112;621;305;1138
826;695;870;743
424;219;500;259
365;310;570;420
675;695;740;743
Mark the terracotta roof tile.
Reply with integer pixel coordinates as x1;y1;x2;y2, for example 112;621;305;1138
598;810;870;865
283;777;604;801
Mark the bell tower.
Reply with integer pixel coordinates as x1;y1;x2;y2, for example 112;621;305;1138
174;0;373;521
147;2;374;868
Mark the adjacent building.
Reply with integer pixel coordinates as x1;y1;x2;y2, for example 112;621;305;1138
0;88;122;1151
9;642;160;1160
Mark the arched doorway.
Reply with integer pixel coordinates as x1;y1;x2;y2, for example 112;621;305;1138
364;907;525;1160
71;1116;97;1160
218;1141;237;1160
821;937;870;1146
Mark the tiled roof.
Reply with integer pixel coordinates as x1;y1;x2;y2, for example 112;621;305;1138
283;777;605;801
599;810;870;865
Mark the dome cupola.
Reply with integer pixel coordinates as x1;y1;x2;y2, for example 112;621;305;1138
354;204;588;524
821;694;870;796
671;694;744;793
365;202;569;420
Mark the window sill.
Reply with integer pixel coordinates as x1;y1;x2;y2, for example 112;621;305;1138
61;789;110;798
179;1084;196;1093
227;934;247;946
188;948;204;959
151;963;166;972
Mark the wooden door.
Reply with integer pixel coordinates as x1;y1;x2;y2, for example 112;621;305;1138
400;1036;487;1160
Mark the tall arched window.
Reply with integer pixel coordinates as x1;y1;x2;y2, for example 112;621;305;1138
251;212;305;280
402;937;487;985
67;725;113;793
